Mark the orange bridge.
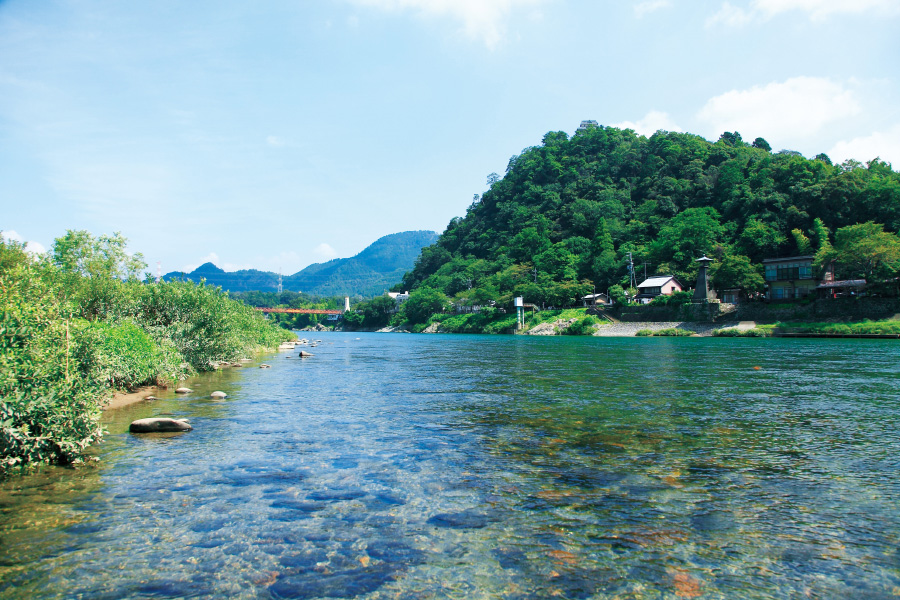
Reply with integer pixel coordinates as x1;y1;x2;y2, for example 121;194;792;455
255;307;344;315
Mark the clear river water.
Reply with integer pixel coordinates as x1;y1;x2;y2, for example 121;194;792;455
1;332;899;599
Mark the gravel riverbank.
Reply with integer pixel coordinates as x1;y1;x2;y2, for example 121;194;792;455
593;321;726;336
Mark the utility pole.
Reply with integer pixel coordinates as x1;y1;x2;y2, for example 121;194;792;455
640;262;650;281
627;252;636;290
277;271;283;294
533;266;538;284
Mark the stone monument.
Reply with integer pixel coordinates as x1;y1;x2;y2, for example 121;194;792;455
694;255;713;303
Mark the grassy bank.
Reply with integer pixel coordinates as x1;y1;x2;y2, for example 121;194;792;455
713;319;899;337
0;232;293;477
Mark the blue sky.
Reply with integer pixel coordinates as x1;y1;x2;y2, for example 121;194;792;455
2;0;898;274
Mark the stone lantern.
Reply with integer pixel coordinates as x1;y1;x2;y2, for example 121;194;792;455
694;255;713;303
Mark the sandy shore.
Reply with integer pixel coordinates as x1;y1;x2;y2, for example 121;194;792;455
104;386;161;410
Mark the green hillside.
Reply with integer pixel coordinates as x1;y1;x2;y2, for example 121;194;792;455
398;126;900;309
165;230;438;297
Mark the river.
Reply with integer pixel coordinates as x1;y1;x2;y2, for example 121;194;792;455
1;332;898;599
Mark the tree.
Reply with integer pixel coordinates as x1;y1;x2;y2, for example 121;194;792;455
403;287;449;324
817;222;900;283
711;254;765;295
791;229;813;254
752;137;772;151
53;230;145;281
51;230;147;320
648;207;726;280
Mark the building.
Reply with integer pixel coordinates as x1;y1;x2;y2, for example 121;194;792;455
577;120;599;131
581;293;611;306
635;276;683;304
762;256;816;300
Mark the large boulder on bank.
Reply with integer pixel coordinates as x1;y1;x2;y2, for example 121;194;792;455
129;418;193;433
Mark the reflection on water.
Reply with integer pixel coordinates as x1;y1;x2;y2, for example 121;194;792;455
1;333;899;599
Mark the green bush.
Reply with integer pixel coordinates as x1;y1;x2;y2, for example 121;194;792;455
636;327;695;337
0;255;104;476
0;231;295;477
72;319;183;389
563;316;598;335
712;327;771;337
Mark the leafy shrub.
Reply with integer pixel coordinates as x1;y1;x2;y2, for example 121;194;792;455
0;257;104;476
563;316;597;335
636;327;694;337
72;319;183;389
712;327;771;337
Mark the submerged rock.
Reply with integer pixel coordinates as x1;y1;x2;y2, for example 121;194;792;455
427;510;490;529
175;387;193;394
210;391;227;399
260;364;271;369
129;418;193;433
298;351;314;358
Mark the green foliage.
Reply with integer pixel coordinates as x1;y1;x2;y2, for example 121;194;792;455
712;327;773;337
649;290;694;306
71;319;183;389
0;231;293;477
0;250;103;476
775;319;900;335
816;222;900;283
343;295;397;330
398;125;900;308
710;255;764;295
403;287;449;325
636;327;695;337
562;316;598;335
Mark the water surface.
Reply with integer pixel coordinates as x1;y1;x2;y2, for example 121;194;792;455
1;333;898;599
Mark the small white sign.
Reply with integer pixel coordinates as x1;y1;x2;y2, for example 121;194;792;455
514;297;524;307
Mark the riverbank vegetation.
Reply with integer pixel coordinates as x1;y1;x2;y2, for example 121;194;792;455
0;231;293;477
391;126;899;326
635;327;696;337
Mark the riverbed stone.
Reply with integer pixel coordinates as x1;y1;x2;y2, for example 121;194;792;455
129;418;193;433
298;351;314;358
210;391;227;399
260;364;271;368
175;387;192;394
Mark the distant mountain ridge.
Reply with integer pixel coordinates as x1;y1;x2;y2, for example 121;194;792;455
164;230;438;297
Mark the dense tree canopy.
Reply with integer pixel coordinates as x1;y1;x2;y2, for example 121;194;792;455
399;126;900;308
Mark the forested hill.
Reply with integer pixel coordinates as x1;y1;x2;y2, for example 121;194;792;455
399;126;900;306
165;230;438;297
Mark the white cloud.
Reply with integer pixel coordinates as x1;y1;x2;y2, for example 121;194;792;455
2;230;24;243
614;110;683;136
266;135;285;147
829;123;900;167
696;77;860;141
708;0;900;27
26;241;47;254
346;0;545;49
706;2;754;28
2;230;47;254
753;0;900;20
313;243;338;260
634;0;672;18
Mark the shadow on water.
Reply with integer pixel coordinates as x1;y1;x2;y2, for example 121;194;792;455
1;333;899;598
